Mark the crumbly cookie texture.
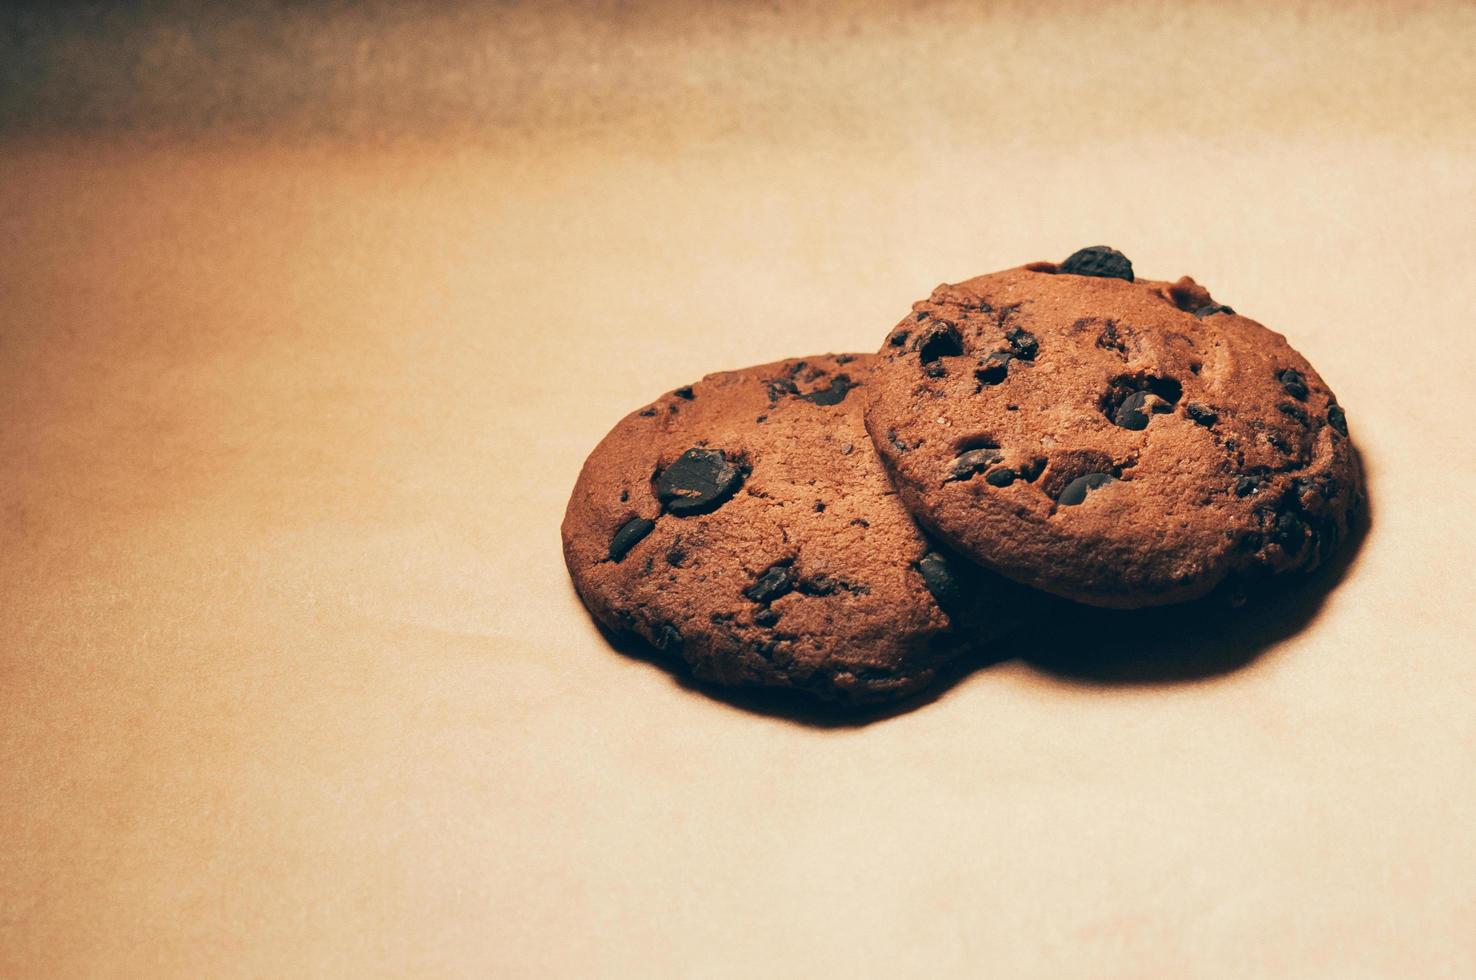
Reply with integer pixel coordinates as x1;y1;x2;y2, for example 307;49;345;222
864;249;1362;608
562;353;1021;702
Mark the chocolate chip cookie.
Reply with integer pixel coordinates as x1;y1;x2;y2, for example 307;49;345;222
561;354;1019;702
864;248;1362;608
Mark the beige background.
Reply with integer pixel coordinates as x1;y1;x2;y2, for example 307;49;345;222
3;2;1474;976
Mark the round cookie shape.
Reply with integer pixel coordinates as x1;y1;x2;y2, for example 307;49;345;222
561;354;1017;702
863;255;1362;608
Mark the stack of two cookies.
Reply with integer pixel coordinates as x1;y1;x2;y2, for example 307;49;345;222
561;248;1362;704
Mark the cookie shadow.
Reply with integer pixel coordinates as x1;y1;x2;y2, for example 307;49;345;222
598;452;1372;722
1017;455;1373;686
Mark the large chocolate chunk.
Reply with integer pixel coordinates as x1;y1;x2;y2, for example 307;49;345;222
1059;246;1134;282
916;551;961;610
655;448;746;516
797;374;856;406
744;562;794;604
609;517;655;561
1058;472;1115;506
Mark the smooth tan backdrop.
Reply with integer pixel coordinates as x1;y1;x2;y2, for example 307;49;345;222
3;2;1474;977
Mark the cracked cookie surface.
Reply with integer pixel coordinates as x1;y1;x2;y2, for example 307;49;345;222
863;256;1363;608
561;353;1020;702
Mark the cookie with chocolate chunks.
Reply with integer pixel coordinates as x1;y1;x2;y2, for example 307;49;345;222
562;354;1022;702
864;250;1362;608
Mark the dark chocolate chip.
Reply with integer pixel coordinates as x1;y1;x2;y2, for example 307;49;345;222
1096;320;1128;355
797;574;867;597
889;330;910;347
850;518;870;528
1235;476;1262;497
665;537;687;566
1059;246;1134;282
744;562;794;604
619;489;630;502
653;623;683;654
673;385;695;400
994;303;1023;326
948;448;999;481
1273;510;1307;555
924;361;947;378
835;353;855;364
755;414;767;423
1186;403;1218;427
813;500;825;512
797;374;856;406
974;351;1012;388
609;517;655;561
985;467;1016;487
1019;457;1047;482
1277;368;1309;400
915;551;960;610
1279;402;1310;425
1291;475;1336;502
1327;404;1348;436
1194;304;1235;318
655;448;746;516
1058;472;1114;505
1005;326;1039;360
638;407;657;417
1102;375;1178;428
914;310;929;322
917;323;964;363
1305;513;1340;560
766;378;798;402
1112;390;1153;430
754;608;780;628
